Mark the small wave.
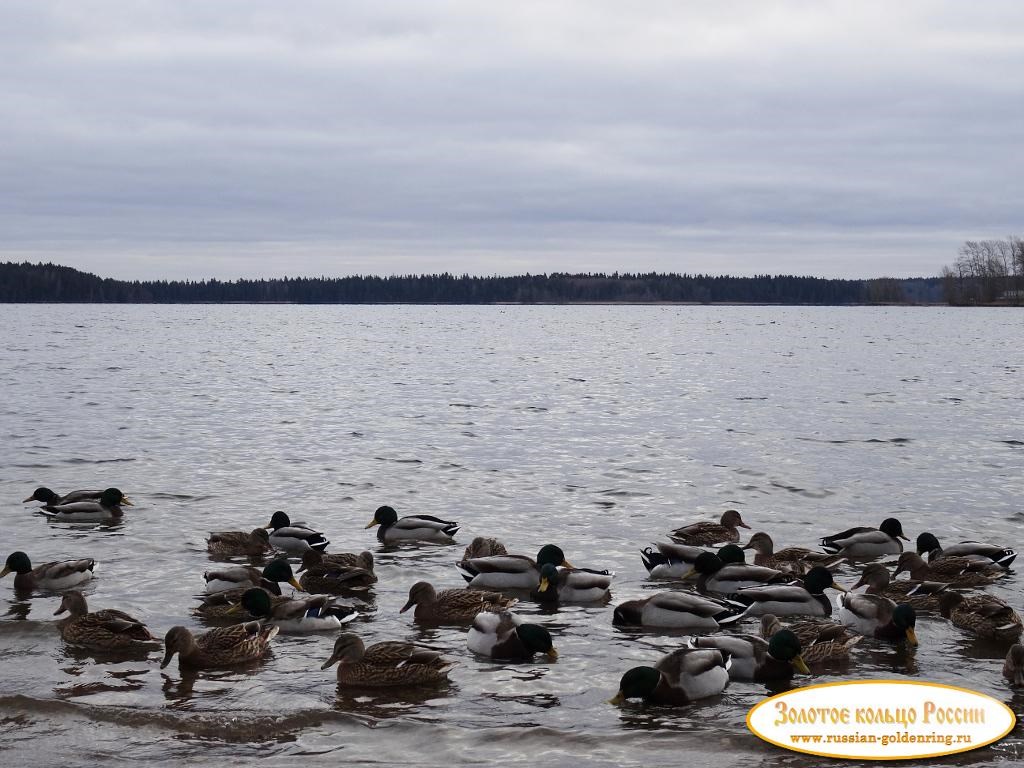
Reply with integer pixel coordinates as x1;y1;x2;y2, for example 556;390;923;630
61;457;136;464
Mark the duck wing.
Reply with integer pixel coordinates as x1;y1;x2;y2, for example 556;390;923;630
35;558;96;580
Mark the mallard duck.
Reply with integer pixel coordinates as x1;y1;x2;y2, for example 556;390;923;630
161;622;279;669
743;532;845;572
204;558;303;594
893;552;1001;588
230;588;359;632
640;542;706;579
669;509;750;546
689;629;810;681
206;528;272;557
610;648;730;705
38;488;132;522
456;544;573;590
820;518;907;558
467;610;557;660
463;537;507;560
612;591;743;629
365;505;458;544
531;563;613;604
299;549;374;572
400;581;516;623
194;587;291;621
838;593;918;645
54;591;156;649
23;487;107;505
265;511;329;553
1003;645;1024;686
730;566;848;619
916;532;1016;568
321;633;454;686
297;551;376;594
852;563;949;608
759;614;861;664
1;551;95;592
938;592;1023;640
685;552;794;595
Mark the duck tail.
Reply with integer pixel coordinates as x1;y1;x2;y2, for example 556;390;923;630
996;549;1017;567
715;609;745;626
640;547;666;574
454;563;476;583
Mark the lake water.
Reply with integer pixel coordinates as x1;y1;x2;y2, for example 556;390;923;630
1;304;1022;767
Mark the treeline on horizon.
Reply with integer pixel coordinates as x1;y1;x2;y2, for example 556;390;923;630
0;261;945;304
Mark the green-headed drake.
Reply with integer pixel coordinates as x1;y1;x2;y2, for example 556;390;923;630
2;551;95;592
610;647;730;705
365;505;458;544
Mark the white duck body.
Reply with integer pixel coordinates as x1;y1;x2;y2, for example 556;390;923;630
467;610;519;656
263;597;359;633
656;648;732;700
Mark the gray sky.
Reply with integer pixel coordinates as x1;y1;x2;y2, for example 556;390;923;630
2;1;1022;279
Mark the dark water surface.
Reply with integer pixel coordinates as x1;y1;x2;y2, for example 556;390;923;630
1;305;1023;767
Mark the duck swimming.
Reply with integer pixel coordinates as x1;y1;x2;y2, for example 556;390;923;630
54;591;156;650
1;551;95;592
742;532;844;571
938;592;1023;641
612;591;743;630
366;505;459;544
161;622;279;669
467;610;558;661
456;544;573;590
203;558;302;594
838;593;918;645
206;528;272;558
265;511;329;553
610;648;730;705
893;552;1001;588
297;550;377;594
915;532;1015;568
820;518;907;558
400;581;516;623
230;588;360;633
669;509;750;546
852;562;949;609
321;633;454;687
38;488;132;523
688;629;809;681
531;562;613;604
685;551;793;595
759;613;861;664
729;565;848;619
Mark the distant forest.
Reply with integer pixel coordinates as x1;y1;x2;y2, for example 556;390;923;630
1;261;945;304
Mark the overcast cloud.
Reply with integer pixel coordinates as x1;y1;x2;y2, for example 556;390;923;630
2;1;1022;279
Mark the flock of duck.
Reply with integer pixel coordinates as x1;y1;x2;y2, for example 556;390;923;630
5;489;1024;706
